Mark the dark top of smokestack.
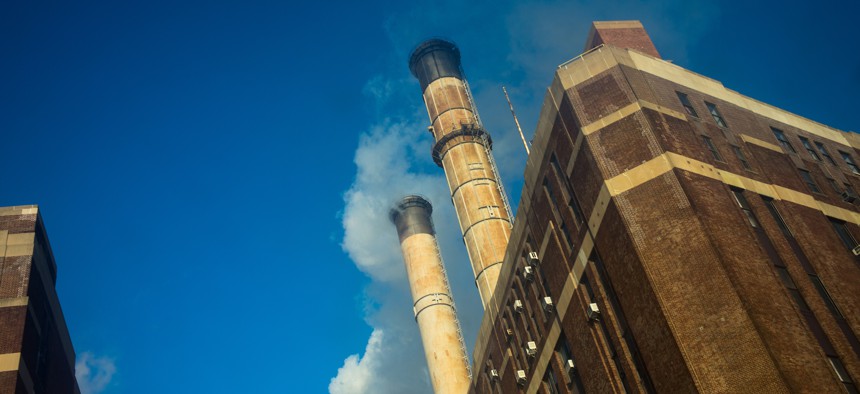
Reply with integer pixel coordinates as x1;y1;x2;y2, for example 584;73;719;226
390;195;435;241
408;38;463;91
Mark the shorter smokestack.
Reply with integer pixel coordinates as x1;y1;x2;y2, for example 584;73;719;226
390;195;471;394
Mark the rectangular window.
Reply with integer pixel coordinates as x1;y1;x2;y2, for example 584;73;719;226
775;266;810;310
676;91;698;117
543;368;561;394
799;137;821;161
556;335;572;364
839;150;860;174
555;335;586;392
559;220;573;247
798;169;821;193
827;178;843;194
732;145;751;170
550;154;566;181
809;275;843;317
815;141;837;165
827;356;857;392
731;188;759;228
829;217;858;252
705;102;728;127
568;196;585;226
771;128;797;153
703;136;723;161
543;177;559;211
763;198;792;238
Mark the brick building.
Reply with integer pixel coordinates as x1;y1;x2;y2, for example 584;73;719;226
469;21;860;393
0;206;80;393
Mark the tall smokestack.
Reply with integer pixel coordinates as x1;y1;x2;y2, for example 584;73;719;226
390;195;471;394
409;39;512;309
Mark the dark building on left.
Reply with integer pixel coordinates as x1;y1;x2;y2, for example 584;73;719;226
0;205;80;394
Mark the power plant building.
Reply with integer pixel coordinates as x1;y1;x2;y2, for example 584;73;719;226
0;206;80;394
403;21;860;393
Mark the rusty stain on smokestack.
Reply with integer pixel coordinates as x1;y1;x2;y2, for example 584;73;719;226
408;39;512;309
390;195;471;394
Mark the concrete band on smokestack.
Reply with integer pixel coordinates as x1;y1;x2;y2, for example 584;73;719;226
390;195;471;394
409;39;512;309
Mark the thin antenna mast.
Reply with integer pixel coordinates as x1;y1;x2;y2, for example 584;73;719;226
502;86;530;155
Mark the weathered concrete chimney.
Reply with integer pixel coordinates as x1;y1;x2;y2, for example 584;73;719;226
408;39;512;309
390;195;471;394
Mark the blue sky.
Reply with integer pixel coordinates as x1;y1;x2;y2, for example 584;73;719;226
1;1;858;393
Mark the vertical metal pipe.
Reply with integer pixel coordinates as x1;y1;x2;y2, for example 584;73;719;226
409;39;512;309
390;195;471;394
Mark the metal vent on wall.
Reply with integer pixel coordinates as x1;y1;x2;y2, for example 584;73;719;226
523;266;535;282
542;297;554;313
528;251;540;267
587;302;601;321
516;370;527;386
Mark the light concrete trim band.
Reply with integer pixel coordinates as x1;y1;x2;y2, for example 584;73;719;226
0;353;20;373
526;185;611;393
556;46;852;147
604;152;860;224
0;297;28;308
740;134;783;153
0;206;38;217
581;100;686;136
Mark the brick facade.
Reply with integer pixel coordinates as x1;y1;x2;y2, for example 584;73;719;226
469;22;860;394
0;206;80;394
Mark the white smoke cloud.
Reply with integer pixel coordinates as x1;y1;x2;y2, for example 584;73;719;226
329;330;413;394
75;352;116;394
332;2;721;393
332;115;476;394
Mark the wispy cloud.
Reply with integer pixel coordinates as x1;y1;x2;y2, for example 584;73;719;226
331;115;475;393
333;1;721;392
75;352;116;394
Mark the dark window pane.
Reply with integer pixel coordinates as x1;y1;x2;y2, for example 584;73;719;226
799;169;821;193
676;91;698;117
732;145;751;170
775;267;797;289
840;151;860;174
731;189;759;227
829;357;854;383
703;136;723;161
815;141;837;165
828;178;843;193
829;218;858;252
809;275;843;317
763;198;792;237
544;177;559;211
799;137;821;161
772;128;797;153
705;102;728;127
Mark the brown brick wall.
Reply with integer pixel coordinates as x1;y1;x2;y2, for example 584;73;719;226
0;371;18;393
0;306;26;354
0;215;36;235
0;211;80;394
586;25;661;59
0;256;32;299
594;201;696;393
677;170;842;392
472;49;860;393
